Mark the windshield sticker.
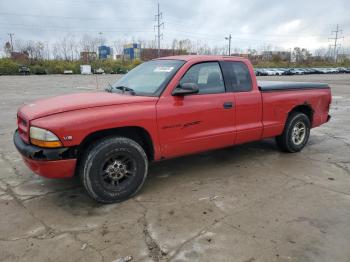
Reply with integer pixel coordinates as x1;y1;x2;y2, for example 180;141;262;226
154;66;174;72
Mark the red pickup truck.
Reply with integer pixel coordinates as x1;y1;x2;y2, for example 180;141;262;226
14;55;331;203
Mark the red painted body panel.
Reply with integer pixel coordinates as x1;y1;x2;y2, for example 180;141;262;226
19;92;156;120
15;55;332;178
261;89;331;138
223;57;264;144
156;93;236;158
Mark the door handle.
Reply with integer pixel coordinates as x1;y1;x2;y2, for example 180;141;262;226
223;102;233;109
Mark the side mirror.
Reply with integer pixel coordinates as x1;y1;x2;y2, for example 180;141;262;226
172;83;199;96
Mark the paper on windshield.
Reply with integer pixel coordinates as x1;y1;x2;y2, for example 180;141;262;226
153;66;174;72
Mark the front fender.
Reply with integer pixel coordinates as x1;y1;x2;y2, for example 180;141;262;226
31;102;161;159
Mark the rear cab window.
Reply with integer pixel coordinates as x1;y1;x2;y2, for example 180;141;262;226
221;61;253;92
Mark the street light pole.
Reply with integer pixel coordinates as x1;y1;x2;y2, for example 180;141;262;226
225;34;232;56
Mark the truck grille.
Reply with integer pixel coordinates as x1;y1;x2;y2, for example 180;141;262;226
17;114;29;143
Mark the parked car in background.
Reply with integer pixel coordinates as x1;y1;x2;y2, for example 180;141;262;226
254;67;349;76
281;68;293;75
94;68;105;74
300;68;310;74
270;68;285;75
306;68;318;74
327;68;339;74
254;69;268;76
289;68;304;75
262;68;278;76
314;68;327;74
18;65;30;75
337;67;350;73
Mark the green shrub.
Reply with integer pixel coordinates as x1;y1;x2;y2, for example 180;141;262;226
0;58;143;75
0;59;19;75
30;65;47;75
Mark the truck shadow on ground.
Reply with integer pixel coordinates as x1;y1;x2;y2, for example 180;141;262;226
38;138;280;212
150;138;278;178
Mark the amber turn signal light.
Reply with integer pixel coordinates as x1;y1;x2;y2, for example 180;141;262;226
30;138;63;148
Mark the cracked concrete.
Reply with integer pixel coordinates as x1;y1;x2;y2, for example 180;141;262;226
0;74;350;262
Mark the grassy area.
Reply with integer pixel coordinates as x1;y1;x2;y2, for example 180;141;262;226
1;57;349;75
0;58;142;75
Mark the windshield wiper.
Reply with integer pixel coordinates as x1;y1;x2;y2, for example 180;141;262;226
107;85;136;95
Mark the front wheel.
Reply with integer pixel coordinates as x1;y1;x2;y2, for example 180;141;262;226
80;137;148;203
276;112;311;153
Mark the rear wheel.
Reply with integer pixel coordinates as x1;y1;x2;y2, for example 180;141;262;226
80;137;148;203
276;112;311;153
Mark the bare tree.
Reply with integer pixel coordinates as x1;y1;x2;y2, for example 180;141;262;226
292;47;311;63
113;39;128;56
80;34;100;53
52;35;79;60
13;39;45;60
53;37;69;60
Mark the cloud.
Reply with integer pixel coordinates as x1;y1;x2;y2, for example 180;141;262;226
276;20;302;35
0;0;349;52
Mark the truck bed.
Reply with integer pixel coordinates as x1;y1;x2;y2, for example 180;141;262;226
258;81;330;92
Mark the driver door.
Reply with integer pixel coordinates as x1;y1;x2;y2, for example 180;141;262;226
156;62;236;158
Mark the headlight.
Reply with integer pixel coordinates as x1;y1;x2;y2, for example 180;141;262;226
30;127;62;148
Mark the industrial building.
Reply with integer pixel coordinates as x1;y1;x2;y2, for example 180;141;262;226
123;43;189;61
98;46;113;59
80;51;97;63
123;43;141;60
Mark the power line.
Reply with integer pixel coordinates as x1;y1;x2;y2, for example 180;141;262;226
0;12;153;22
154;3;164;57
0;23;153;34
328;24;344;62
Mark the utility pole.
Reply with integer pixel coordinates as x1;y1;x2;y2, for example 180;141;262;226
328;24;344;63
7;33;14;52
99;32;103;46
98;32;103;60
225;34;232;56
154;3;164;57
46;41;50;60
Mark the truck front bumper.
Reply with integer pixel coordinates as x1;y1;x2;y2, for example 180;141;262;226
13;130;77;178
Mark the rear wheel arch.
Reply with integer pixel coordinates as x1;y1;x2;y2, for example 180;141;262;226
287;104;314;126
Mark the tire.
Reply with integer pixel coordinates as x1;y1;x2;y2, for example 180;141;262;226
80;137;148;203
275;112;311;153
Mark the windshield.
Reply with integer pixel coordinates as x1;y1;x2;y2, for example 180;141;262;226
110;59;185;96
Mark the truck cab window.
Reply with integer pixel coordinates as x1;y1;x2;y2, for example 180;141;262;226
222;61;253;92
180;62;225;94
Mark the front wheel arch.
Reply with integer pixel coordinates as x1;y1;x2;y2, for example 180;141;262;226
77;126;155;163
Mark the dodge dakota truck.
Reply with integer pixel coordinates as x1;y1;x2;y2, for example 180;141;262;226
14;55;331;203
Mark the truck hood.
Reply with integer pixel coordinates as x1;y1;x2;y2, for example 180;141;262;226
19;92;158;120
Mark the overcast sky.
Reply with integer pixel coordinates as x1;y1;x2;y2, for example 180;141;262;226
0;0;349;53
